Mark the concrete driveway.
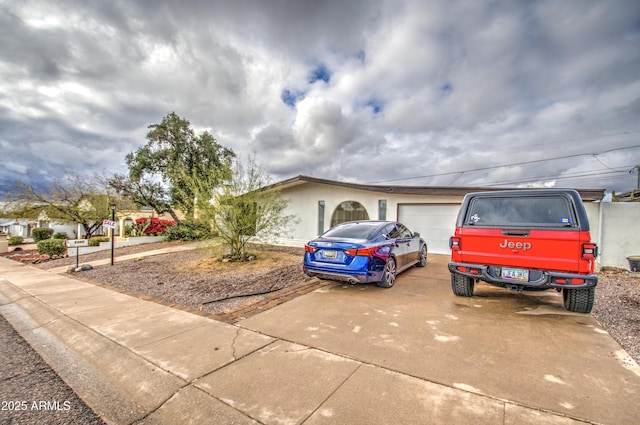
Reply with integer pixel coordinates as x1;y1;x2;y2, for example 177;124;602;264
238;254;640;425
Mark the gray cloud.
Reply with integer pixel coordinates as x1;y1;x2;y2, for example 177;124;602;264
1;0;639;194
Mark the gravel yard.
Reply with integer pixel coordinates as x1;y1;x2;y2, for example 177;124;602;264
592;269;640;364
34;242;312;315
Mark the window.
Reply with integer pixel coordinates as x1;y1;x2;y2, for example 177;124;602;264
378;199;387;220
467;196;575;227
318;201;325;235
323;221;381;239
330;201;370;228
396;223;413;238
383;223;399;238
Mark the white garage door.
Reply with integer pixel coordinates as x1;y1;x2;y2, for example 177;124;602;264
398;204;460;255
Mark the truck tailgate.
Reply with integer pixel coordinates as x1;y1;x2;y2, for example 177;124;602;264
456;227;585;273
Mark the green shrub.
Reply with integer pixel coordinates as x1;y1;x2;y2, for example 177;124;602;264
32;228;54;242
37;239;66;256
124;225;134;237
53;232;68;240
164;220;211;241
88;237;110;247
8;236;24;246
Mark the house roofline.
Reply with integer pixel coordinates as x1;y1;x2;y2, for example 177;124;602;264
268;175;605;202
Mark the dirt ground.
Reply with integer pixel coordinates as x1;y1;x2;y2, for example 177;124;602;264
592;268;640;364
28;242;313;316
4;241;640;364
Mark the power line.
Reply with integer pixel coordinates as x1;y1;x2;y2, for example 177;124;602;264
496;130;640;152
480;162;637;186
592;155;619;171
482;169;631;187
369;144;640;184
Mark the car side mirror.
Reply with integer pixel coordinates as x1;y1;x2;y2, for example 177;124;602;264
413;232;420;238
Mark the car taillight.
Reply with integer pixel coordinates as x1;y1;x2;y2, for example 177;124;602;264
345;247;377;256
449;237;460;251
582;243;597;260
304;244;317;253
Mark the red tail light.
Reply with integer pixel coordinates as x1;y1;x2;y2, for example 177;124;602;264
449;237;461;251
582;243;597;260
304;244;317;253
345;247;377;256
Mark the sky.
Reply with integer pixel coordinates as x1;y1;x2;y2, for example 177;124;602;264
1;0;640;195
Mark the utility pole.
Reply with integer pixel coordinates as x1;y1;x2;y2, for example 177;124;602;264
631;165;640;189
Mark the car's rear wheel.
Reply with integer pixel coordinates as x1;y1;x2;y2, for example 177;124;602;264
451;272;474;297
563;287;595;313
416;245;427;267
377;257;397;288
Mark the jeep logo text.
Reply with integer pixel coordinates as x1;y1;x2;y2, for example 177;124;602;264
499;239;532;251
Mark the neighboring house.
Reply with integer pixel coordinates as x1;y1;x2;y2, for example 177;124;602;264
269;175;638;269
0;216;82;239
0;201;90;239
0;207;174;240
116;208;178;237
0;218;36;238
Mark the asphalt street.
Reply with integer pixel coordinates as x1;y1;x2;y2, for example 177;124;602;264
0;313;104;425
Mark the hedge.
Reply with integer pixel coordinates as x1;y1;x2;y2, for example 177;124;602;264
8;236;24;246
32;228;54;242
88;237;110;247
164;220;211;241
37;239;66;256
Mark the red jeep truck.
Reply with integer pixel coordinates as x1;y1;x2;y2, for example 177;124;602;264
448;189;598;313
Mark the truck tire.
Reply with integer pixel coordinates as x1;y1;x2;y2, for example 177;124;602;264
563;287;595;313
451;272;474;297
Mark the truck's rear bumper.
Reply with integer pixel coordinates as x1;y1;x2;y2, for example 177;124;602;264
448;262;598;289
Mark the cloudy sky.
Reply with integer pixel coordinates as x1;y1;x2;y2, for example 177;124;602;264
1;0;639;194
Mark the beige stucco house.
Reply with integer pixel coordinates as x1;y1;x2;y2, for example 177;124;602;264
270;175;639;269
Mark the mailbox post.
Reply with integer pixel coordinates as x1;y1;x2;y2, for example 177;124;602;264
66;239;89;269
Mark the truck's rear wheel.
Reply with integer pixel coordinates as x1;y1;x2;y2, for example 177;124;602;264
451;272;474;297
563;287;595;313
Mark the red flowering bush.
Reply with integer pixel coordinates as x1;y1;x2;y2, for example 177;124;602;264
134;217;176;236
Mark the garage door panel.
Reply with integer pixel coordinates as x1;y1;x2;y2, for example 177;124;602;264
398;204;459;255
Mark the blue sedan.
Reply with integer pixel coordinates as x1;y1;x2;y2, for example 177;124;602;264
303;220;428;288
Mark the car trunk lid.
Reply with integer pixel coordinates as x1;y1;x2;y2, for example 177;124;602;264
306;238;367;265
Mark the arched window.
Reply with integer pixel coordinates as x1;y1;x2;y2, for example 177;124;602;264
331;201;369;228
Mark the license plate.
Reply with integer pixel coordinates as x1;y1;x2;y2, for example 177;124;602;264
502;267;529;281
323;250;337;259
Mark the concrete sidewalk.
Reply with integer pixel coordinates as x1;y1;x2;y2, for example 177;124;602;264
1;254;638;424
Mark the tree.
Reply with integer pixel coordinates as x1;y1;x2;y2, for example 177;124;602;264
112;112;235;222
191;157;298;259
108;173;178;222
1;173;120;239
